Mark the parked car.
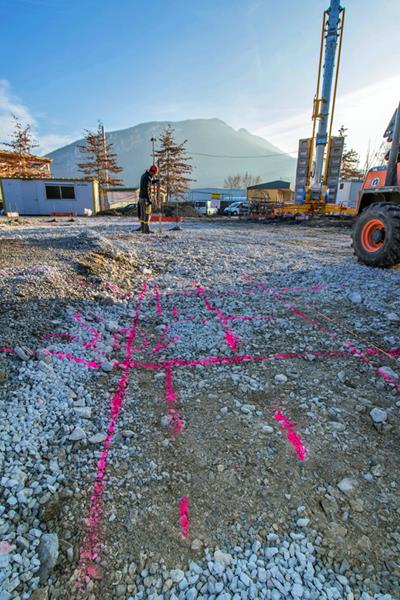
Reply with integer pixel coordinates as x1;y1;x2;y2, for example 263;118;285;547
223;201;252;216
117;203;138;215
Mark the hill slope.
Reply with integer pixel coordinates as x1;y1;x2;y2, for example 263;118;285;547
47;118;295;188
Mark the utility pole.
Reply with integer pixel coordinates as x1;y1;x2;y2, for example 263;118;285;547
150;136;156;164
150;136;162;233
100;121;109;208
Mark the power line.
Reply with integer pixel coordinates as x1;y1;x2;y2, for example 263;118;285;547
189;150;298;159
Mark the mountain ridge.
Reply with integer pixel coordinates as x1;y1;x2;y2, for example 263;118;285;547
47;118;296;188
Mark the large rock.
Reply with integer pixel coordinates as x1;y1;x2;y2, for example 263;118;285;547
370;407;387;424
337;478;357;494
38;533;59;583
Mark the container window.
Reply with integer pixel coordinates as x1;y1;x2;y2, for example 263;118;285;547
45;185;61;199
46;185;76;200
61;186;75;199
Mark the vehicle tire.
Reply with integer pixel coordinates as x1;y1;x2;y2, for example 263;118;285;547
352;203;400;267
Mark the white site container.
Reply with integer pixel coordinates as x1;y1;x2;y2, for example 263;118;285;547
0;177;100;216
336;179;363;209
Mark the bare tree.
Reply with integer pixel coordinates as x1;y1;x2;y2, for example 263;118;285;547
224;172;262;188
155;125;194;202
78;122;123;190
1;115;44;178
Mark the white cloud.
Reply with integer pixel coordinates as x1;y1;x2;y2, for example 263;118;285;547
0;80;74;154
253;75;400;162
38;134;75;155
0;79;37;140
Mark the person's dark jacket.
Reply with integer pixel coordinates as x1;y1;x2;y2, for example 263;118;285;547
139;170;158;202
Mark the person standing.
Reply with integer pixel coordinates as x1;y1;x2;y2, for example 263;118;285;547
138;164;159;233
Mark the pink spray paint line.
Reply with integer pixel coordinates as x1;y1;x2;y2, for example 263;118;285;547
77;280;148;586
274;409;308;461
271;290;328;332
345;341;400;391
152;326;180;354
0;347;15;354
266;286;399;388
49;351;101;369
129;348;350;372
74;312;102;349
103;282;133;299
179;496;190;539
195;283;240;351
172;306;179;321
153;283;163;317
165;367;184;435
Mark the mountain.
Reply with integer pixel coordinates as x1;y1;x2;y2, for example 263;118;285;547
46;118;296;188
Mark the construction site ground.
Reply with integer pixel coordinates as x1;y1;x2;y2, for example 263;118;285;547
0;217;399;600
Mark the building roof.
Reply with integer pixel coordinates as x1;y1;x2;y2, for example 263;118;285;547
0;151;52;164
247;180;291;190
0;151;53;179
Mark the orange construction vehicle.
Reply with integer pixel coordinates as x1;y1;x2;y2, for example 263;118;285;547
352;103;400;267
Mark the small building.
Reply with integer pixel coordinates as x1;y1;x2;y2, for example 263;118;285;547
247;180;293;203
335;179;363;209
105;187;139;210
0;177;100;216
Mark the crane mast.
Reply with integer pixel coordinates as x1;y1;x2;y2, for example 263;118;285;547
295;0;345;207
311;0;342;194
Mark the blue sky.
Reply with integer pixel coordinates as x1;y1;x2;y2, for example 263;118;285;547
1;0;399;159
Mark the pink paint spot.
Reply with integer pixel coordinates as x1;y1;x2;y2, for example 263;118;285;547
0;541;13;554
376;367;400;389
172;306;179;320
179;496;190;539
274;409;308;461
225;329;239;351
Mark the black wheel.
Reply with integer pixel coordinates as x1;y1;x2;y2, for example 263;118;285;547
352;203;400;267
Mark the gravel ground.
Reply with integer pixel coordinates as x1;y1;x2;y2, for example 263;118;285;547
0;217;399;600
